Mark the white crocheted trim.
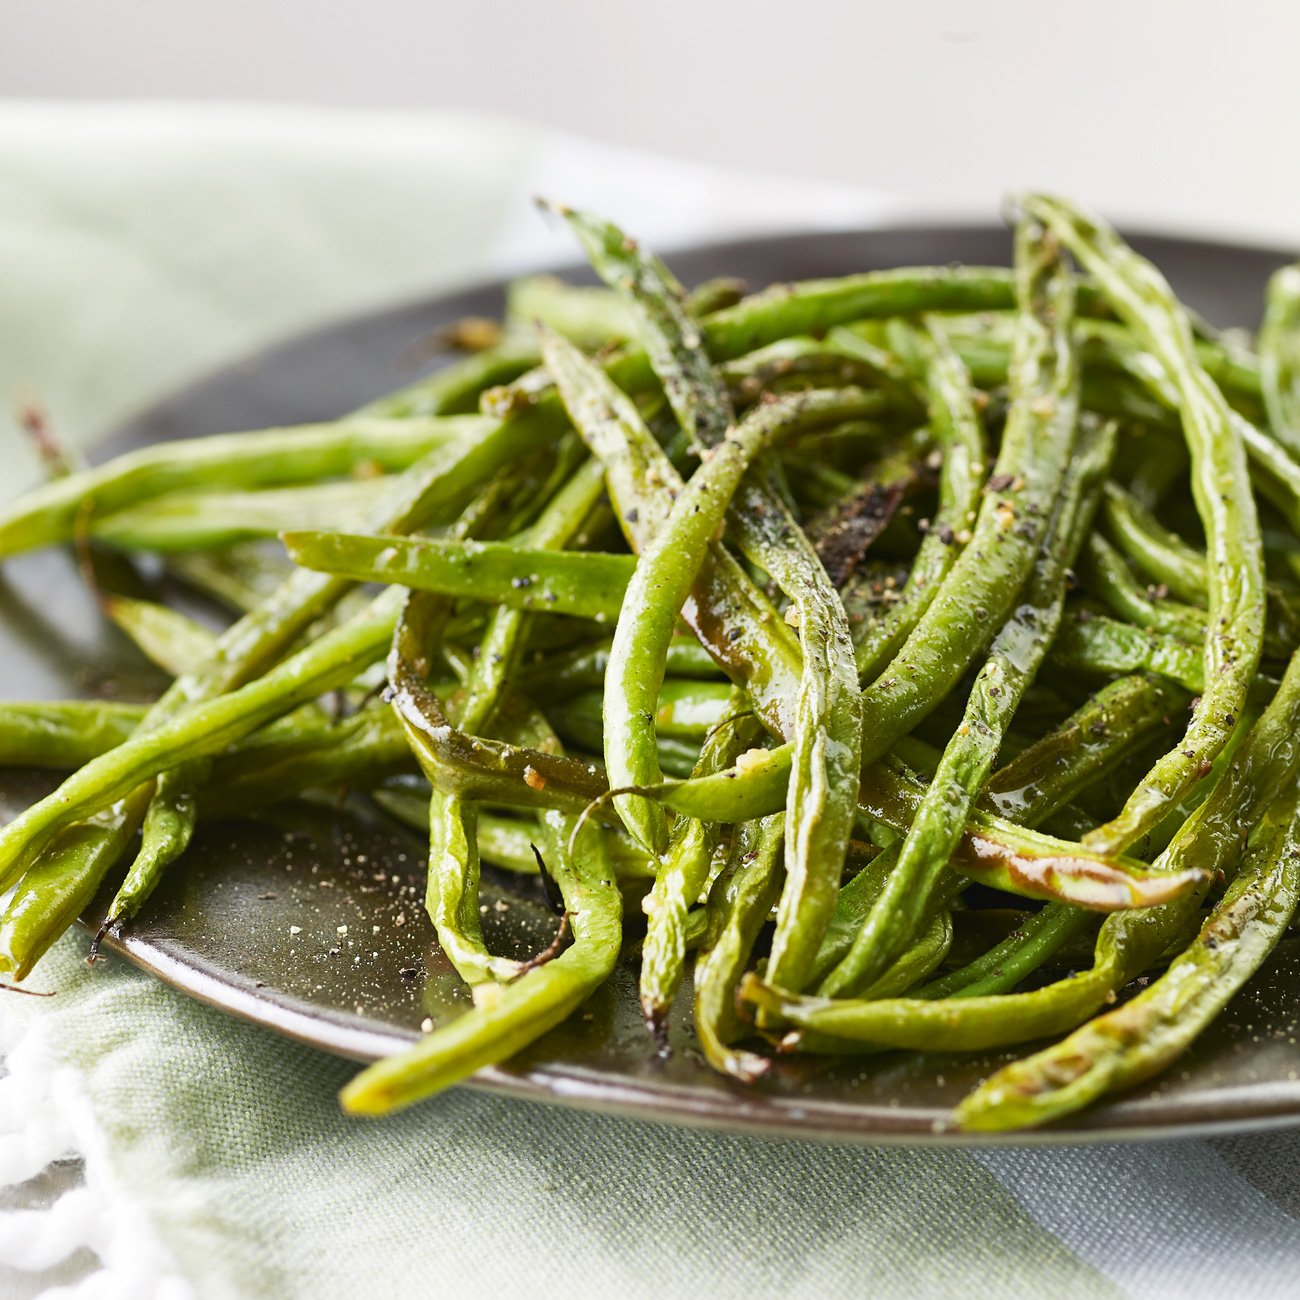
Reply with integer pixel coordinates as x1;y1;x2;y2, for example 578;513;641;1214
0;1016;193;1299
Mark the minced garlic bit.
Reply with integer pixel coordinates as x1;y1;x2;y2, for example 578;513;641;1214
783;605;802;629
523;765;548;791
736;747;771;774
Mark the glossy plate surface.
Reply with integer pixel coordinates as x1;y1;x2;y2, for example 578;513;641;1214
5;224;1299;1145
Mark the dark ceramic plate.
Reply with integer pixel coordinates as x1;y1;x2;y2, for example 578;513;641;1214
7;224;1299;1145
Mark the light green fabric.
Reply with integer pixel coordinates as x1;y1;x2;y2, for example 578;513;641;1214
10;938;1111;1299
0;102;536;490
3;101;1300;1300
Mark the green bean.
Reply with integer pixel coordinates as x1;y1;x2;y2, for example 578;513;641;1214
730;462;864;995
701;267;1023;360
1050;612;1280;704
1079;319;1268;431
504;236;915;993
843;216;1082;782
97;413;566;932
556;207;861;1010
916;905;1096;1001
1101;482;1207;605
486;265;1025;420
202;702;412;817
935;313;1263;426
392;587;508;986
1230;410;1300;537
420;789;511;983
981;313;1300;539
552;204;731;451
821;414;1110;998
556;205;863;993
641;693;759;1034
821;326;927;413
864;677;1184;1001
284;532;635;622
359;345;538;420
386;653;606;816
742;958;1105;1054
370;789;655;880
554;680;734;741
780;444;864;512
0;417;487;559
506;273;639;345
722;337;906;414
983;674;1189;824
482;272;749;418
482;808;610;875
1022;194;1265;854
517;636;720;700
414;458;610;985
1049;612;1205;692
1260;264;1300;460
169;545;290;612
0;786;154;979
857;761;1204;908
957;780;1300;1130
541;697;707;775
0;694;394;798
4;196;1296;1124
852;323;986;683
682;276;750;319
593;384;867;854
970;313;1300;551
1125;433;1189;509
654;746;1201;911
537;326;804;738
752;632;1300;1053
1103;479;1300;653
694;813;785;1080
104;596;218;678
1080;533;1206;641
646;225;1084;863
858;908;953;998
181;410;562;703
0;700;146;770
340;808;623;1115
92;477;394;553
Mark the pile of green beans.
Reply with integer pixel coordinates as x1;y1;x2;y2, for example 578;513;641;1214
3;194;1298;1133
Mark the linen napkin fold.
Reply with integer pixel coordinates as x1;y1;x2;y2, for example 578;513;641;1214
2;100;1300;1300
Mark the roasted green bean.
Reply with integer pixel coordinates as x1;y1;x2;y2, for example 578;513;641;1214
2;193;1296;1131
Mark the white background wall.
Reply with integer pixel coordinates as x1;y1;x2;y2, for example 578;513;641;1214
1;0;1297;246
